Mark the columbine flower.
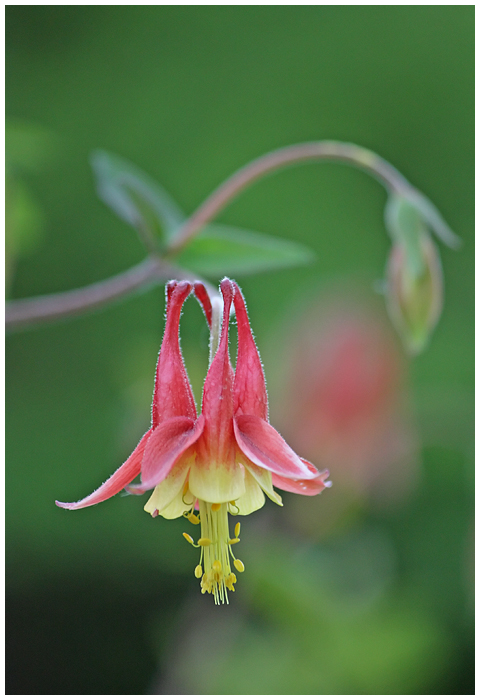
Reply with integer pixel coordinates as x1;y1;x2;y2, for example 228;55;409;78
56;278;329;604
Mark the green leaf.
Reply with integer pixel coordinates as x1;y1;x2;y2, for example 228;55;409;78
90;150;186;247
173;224;315;277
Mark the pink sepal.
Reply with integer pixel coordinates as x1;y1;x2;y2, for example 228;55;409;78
232;281;268;420
234;414;319;480
55;429;152;510
272;462;330;496
152;281;196;426
198;279;235;463
131;414;205;494
194;282;213;328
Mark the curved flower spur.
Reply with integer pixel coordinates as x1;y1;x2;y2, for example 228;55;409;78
56;278;330;604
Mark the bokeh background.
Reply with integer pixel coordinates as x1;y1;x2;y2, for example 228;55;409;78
6;6;474;694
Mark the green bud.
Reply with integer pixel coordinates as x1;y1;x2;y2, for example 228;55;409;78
385;233;443;355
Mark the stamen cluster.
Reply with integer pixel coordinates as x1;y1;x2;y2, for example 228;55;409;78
183;501;244;604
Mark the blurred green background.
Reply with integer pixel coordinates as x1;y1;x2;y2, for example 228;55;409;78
6;6;473;694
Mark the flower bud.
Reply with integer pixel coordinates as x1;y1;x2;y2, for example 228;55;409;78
385;233;443;355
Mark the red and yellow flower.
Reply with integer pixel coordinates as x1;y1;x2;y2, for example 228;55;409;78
57;278;330;603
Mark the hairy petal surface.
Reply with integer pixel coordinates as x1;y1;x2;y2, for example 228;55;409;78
193;281;213;328
234;414;319;480
232;281;268;420
152;281;196;426
55;429;152;510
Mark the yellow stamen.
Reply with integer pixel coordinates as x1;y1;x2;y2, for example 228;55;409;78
187;512;200;525
225;572;236;591
183;532;194;545
191;501;248;604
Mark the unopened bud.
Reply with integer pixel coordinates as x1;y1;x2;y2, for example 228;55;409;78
385;233;443;355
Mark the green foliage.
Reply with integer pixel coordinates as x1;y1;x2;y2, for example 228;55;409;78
91;150;185;249
91;149;315;276
175;223;315;276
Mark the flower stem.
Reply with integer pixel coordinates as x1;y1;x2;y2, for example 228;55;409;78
6;141;414;332
168;141;412;254
5;257;216;332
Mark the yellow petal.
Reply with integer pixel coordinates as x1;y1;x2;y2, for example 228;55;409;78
144;458;190;517
157;485;195;519
244;460;283;506
189;460;246;504
235;467;265;515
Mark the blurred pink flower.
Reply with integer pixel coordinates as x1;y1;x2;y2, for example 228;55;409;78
277;291;418;501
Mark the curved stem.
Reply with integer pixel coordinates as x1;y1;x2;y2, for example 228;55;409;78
169;141;412;254
6;141;412;332
5;257;217;331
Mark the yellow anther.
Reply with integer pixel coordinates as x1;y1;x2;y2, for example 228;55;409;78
228;538;240;545
211;503;221;512
212;559;222;574
187;512;200;525
194;564;203;579
225;573;236;591
182;532;194;545
229;501;236;506
233;559;245;572
235;522;241;538
197;537;212;547
182;480;190;496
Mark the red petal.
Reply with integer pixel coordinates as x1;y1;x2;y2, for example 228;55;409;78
152;281;196;427
199;279;235;464
55;429;152;510
232;281;268;420
234;414;319;480
136;414;205;493
194;282;213;328
272;462;330;496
